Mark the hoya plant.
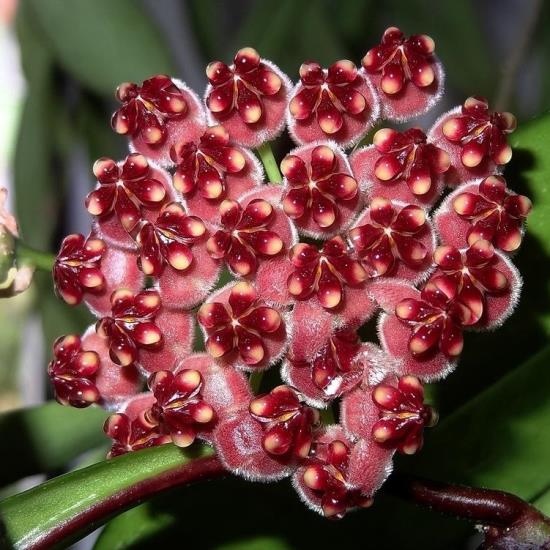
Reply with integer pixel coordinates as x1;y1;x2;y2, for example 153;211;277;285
1;16;550;550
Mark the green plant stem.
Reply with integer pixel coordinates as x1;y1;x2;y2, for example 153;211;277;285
257;142;282;183
0;444;223;550
16;241;55;271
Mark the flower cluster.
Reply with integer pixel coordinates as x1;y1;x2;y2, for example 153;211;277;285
49;28;531;519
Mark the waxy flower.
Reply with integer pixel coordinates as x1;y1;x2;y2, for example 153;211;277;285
429;98;516;184
147;369;215;447
198;281;283;368
48;334;101;408
136;203;205;276
249;385;319;458
362;27;444;121
281;143;359;235
297;428;374;519
104;412;170;458
435;176;532;252
86;154;168;235
287;60;379;147
96;289;163;367
433;239;509;324
395;277;472;359
371;375;437;455
207;198;283;276
205;47;291;147
111;75;205;165
53;234;106;305
171;125;247;199
350;128;450;208
349;197;432;279
287;237;367;309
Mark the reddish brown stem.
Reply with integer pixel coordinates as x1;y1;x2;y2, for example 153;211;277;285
386;473;535;526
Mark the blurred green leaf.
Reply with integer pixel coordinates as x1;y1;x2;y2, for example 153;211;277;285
0;402;108;487
25;0;176;96
0;444;214;550
14;2;58;250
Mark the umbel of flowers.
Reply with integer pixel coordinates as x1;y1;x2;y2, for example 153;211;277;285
49;27;531;519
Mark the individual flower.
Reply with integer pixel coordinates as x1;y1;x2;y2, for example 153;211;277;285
53;234;106;305
371;375;438;455
395;276;473;359
370;279;459;381
428;97;516;184
287;237;367;309
205;47;291;147
350;128;450;207
434;175;532;252
111;75;206;165
361;27;444;121
96;289;163;367
249;385;319;458
287;60;379;147
349;197;434;280
146;369;215;447
47;334;101;408
433;239;521;330
293;426;390;519
0;187;18;237
198;281;285;369
104;411;170;458
281;143;360;236
86;153;171;248
136;202;206;276
206;198;283;276
433;240;509;324
283;330;364;406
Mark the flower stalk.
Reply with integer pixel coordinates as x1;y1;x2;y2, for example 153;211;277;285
257;142;282;183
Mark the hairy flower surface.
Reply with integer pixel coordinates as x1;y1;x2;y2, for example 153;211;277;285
47;28;532;521
287;60;379;147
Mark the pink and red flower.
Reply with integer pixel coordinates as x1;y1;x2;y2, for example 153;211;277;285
198;281;286;370
350;128;450;207
96;289;163;367
205;47;291;147
287;60;379;147
281;143;360;236
206;198;283;276
349;197;434;281
429;97;516;184
362;27;444;121
146;369;215;447
111;75;206;166
249;385;319;458
136;203;205;276
287;237;367;309
53;234;106;306
434;175;532;252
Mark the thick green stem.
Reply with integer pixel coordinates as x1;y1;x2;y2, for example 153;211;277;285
16;241;55;272
257;142;282;183
0;444;223;550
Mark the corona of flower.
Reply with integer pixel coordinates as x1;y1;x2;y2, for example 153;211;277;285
48;26;531;520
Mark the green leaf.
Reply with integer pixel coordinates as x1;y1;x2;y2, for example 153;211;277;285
0;402;108;487
0;444;214;550
25;0;176;96
14;2;58;250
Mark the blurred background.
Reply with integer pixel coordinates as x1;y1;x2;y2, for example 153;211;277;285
0;0;549;548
